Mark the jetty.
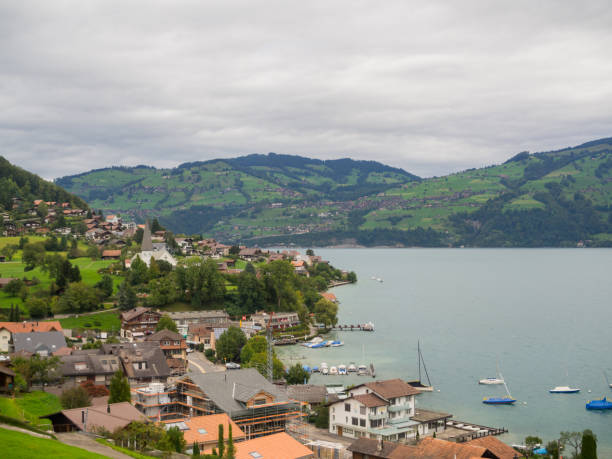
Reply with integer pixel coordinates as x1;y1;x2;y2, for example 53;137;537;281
438;420;508;442
330;322;375;331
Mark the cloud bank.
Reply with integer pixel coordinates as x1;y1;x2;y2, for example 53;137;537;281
1;0;611;179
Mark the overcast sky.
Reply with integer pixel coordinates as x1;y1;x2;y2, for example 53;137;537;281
1;1;611;180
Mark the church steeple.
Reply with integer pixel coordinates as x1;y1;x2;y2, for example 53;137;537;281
141;220;153;251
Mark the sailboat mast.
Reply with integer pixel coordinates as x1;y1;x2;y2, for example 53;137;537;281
420;344;432;386
417;341;422;382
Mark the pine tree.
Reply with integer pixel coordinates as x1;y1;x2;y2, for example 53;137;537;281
15;305;20;322
581;429;597;459
217;424;225;458
192;441;200;457
225;423;235;459
109;370;131;403
9;304;14;322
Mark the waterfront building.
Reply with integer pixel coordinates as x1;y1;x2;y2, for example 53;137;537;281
328;379;451;442
250;311;300;330
166;310;230;336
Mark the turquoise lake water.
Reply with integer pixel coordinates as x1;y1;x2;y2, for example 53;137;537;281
276;248;612;452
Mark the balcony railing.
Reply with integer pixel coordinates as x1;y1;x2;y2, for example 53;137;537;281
388;403;411;413
368;413;386;421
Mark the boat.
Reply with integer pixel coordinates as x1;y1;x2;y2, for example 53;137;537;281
357;364;368;376
370;363;376;378
348;363;357;373
312;366;319;373
550;386;580;394
329;366;338;375
376;278;383;283
407;341;434;391
479;362;504;385
309;342;326;349
586;397;612;410
302;337;324;347
361;322;375;332
330;340;344;347
302;365;311;373
338;365;347;375
321;367;329;375
483;373;516;405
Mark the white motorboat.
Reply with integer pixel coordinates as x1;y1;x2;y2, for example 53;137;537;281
321;366;329;375
338;365;347;375
550;386;580;394
357;364;368;376
329;366;338;375
348;363;357;373
479;377;505;385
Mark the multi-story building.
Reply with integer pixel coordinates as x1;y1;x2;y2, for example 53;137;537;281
249;311;300;330
133;368;306;436
145;329;187;376
166;310;230;336
59;351;122;386
0;321;63;353
328;379;450;442
188;324;216;350
120;307;161;340
102;342;170;385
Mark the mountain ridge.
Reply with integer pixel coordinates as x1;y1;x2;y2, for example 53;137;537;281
54;138;612;247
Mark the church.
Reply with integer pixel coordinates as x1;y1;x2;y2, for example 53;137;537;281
131;220;177;267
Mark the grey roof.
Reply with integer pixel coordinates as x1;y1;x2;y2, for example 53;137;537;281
145;329;183;342
13;331;67;354
186;368;289;413
287;384;330;404
166;310;229;320
60;353;121;377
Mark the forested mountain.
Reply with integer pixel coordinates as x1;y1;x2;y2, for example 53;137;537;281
0;156;88;211
56;139;612;247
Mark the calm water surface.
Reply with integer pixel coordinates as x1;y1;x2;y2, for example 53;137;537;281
276;249;612;451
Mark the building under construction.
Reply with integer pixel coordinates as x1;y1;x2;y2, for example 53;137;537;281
132;368;306;438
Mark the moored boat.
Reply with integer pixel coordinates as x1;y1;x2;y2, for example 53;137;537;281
348;363;357;373
329;366;338;375
338;365;347;375
321;367;329;375
483;396;516;405
330;340;344;347
479;377;505;385
550;386;580;394
586;397;612;410
357;364;368;376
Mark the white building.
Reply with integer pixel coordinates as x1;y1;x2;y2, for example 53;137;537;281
328;379;451;442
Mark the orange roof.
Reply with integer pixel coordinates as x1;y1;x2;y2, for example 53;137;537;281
182;414;245;447
0;321;63;333
396;437;489;459
321;292;337;302
234;432;313;459
291;260;305;267
102;250;122;257
466;436;524;459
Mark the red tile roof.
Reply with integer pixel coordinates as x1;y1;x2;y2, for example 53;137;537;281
363;379;421;398
467;436;524;459
0;321;63;333
353;393;387;408
234;432;313;459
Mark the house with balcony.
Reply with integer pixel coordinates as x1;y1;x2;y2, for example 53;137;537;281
328;379;451;442
120;307;161;340
144;329;187;376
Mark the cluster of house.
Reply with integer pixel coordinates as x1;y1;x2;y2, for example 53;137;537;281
0;318;523;458
84;213;138;246
2;199;89;236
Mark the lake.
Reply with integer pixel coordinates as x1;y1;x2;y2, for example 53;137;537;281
276;248;612;452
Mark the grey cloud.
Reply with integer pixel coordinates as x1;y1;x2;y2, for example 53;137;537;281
1;0;611;180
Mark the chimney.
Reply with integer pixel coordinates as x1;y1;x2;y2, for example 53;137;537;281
82;410;85;423
107;404;111;413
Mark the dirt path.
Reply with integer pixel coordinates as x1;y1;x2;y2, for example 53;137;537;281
0;423;54;439
57;432;132;459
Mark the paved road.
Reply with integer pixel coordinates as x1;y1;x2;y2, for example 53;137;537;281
187;351;225;374
57;432;132;458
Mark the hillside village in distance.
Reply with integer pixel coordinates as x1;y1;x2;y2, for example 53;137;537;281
0;197;539;458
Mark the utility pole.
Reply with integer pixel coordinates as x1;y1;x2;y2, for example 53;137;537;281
266;312;274;381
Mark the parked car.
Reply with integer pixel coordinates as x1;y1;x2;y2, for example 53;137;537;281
225;362;241;370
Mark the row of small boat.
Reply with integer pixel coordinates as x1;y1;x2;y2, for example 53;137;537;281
305;362;369;376
480;377;582;394
301;337;344;348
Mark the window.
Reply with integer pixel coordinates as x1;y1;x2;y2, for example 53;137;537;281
74;362;88;371
371;419;382;428
198;428;208;434
101;360;108;365
360;406;366;415
369;407;376;414
360;419;366;427
249;452;262;459
344;403;351;412
352;417;358;426
253;398;267;406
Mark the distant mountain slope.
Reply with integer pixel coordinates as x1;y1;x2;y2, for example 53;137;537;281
0;156;88;211
56;140;612;247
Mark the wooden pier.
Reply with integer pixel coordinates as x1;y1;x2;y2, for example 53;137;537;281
443;420;508;442
330;324;374;331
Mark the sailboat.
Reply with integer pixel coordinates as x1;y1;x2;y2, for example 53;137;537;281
483;373;516;405
550;369;580;393
407;341;433;391
479;361;504;385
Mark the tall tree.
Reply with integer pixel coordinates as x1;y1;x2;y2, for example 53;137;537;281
156;314;178;333
581;430;597;459
60;386;92;409
217;424;225;458
109;370;131;403
225;423;235;459
118;280;137;310
216;327;246;363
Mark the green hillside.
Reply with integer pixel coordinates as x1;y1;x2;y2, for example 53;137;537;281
56;139;612;247
0;156;88;211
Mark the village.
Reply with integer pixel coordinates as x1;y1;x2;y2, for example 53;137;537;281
0;200;526;458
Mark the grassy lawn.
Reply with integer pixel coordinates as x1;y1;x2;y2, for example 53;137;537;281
0;391;61;427
54;310;121;332
0;427;108;459
96;438;156;458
